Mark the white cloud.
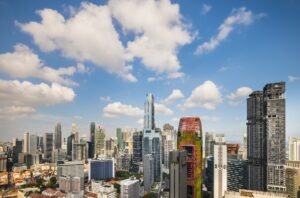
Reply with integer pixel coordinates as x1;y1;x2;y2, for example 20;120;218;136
163;89;184;103
76;63;90;74
103;102;143;118
100;96;111;102
18;3;137;82
201;4;212;15
218;66;228;72
155;103;173;115
137;118;144;126
196;7;257;55
227;87;253;100
0;43;81;86
0;106;36;119
180;80;222;110
288;76;300;82
109;0;193;78
0;79;75;107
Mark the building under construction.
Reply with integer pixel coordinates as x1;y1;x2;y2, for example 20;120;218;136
178;117;203;198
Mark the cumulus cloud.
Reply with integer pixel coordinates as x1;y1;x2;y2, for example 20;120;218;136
201;4;212;15
288;76;300;82
179;80;222;110
0;106;36;119
201;115;219;122
103;102;143;118
155;103;173;115
0;43;84;86
0;79;75;107
227;86;252;106
227;87;253;100
18;3;137;82
137;118;144;126
109;0;193;78
163;89;184;103
196;7;258;55
19;1;193;82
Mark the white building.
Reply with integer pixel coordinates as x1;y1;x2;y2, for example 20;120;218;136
120;177;139;198
23;132;29;153
288;137;300;161
214;134;227;198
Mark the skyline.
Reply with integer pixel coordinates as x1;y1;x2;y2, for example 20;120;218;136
0;0;300;142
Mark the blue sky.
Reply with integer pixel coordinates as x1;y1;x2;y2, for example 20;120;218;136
0;0;299;142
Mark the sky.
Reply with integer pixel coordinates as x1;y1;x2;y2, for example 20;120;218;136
0;0;299;142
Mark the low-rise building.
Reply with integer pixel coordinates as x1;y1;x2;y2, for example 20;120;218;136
224;189;288;198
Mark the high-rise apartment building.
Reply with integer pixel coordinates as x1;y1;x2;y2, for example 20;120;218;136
264;82;286;193
143;93;161;186
72;142;87;161
178;117;203;198
55;122;62;149
247;82;286;193
94;125;105;157
288;137;300;161
227;159;248;192
162;123;176;169
247;91;265;191
57;161;84;190
286;161;300;198
117;128;124;151
169;150;187;198
214;134;227;198
23;132;29;153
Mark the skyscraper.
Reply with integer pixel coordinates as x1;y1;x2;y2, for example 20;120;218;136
90;122;95;158
205;132;215;157
44;133;54;161
67;134;75;158
263;82;286;193
247;91;265;191
29;134;38;154
132;131;143;164
286;161;300;198
178;117;203;198
55;122;62;149
23;132;29;153
117;128;124;151
143;154;154;192
214;134;227;198
169;150;187;198
71;123;79;143
247;82;286;193
120;177;140;198
94;125;105;157
143;93;161;186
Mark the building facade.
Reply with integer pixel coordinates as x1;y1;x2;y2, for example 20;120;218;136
214;134;227;198
286;161;300;198
169;150;187;198
178;117;203;198
88;159;115;181
120;177;139;198
288;137;300;161
44;133;53;161
95;125;106;157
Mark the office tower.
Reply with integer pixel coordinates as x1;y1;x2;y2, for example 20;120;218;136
143;154;154;192
57;161;84;190
23;132;29;153
106;137;117;158
162;123;176;169
90;122;95;158
72;142;87;161
117;128;124;151
132;131;143;164
288;137;300;161
205;132;215;157
55;122;62;149
205;156;214;193
67;134;75;158
52;149;66;162
44;133;53;161
227;159;248;192
169;150;187;198
71;123;79;143
29;134;38;154
116;153;131;171
263;82;286;193
0;153;7;172
247;91;265;191
286;161;300;198
178;117;203;198
37;136;44;152
58;176;81;194
242;134;247;160
12;138;22;163
214;134;227;198
94;125;105;157
224;190;288;198
88;158;115;181
143;93;161;185
120;177;139;198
